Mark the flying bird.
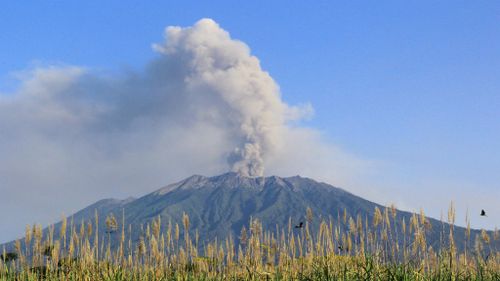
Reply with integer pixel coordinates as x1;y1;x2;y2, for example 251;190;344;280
105;228;117;234
338;245;349;252
480;209;487;216
294;222;303;229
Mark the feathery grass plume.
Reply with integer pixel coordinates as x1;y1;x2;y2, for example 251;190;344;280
482;229;491;245
419;208;425;226
86;221;93;237
152;216;161;241
1;206;500;280
182;213;191;255
475;234;484;256
356;214;363;237
373;207;382;228
384;207;391;230
401;217;406;236
28;225;41;270
24;225;32;256
48;224;55;247
240;226;248;247
447;201;456;225
348;217;357;236
94;209;99;261
390;203;397;219
105;213;118;233
14;240;22;263
119;209;126;261
60;215;67;248
306;207;313;225
175;223;180;243
464;209;471;264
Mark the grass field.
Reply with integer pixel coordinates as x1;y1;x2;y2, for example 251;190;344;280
1;204;499;280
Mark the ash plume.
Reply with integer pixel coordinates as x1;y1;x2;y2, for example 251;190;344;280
153;19;294;176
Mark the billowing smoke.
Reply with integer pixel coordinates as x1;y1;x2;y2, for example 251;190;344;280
0;19;368;242
153;19;296;176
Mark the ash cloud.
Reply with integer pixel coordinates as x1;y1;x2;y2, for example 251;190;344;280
153;19;295;176
0;19;368;242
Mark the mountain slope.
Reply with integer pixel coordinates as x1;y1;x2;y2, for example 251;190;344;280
2;172;495;252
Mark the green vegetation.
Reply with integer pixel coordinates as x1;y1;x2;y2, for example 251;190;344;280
1;205;499;280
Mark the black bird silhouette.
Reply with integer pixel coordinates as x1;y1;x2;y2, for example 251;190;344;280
480;209;487;216
105;228;117;234
294;222;303;229
338;245;349;252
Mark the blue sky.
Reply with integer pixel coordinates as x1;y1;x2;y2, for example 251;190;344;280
1;1;499;242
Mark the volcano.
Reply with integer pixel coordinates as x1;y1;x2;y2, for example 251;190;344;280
1;172;495;252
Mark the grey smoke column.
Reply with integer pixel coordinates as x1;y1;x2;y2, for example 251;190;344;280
155;19;291;176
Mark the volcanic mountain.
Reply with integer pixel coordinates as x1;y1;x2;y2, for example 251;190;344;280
1;172;495;251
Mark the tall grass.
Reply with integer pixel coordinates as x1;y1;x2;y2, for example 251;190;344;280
1;204;498;280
